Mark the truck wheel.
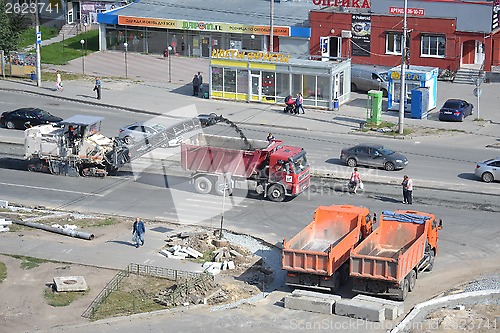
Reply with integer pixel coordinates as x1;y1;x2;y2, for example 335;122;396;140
397;277;409;301
340;262;350;285
408;270;417;292
214;180;231;196
267;184;285;202
331;271;341;293
194;176;212;194
426;250;435;272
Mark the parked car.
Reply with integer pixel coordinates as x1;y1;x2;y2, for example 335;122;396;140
197;113;220;127
1;108;63;129
438;99;473;122
118;122;182;147
351;65;390;97
340;143;408;171
475;157;500;183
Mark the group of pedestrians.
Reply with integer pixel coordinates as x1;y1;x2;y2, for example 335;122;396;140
192;71;203;96
54;73;102;100
348;168;414;204
284;93;305;114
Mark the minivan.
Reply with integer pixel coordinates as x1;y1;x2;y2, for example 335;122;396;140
351;65;391;97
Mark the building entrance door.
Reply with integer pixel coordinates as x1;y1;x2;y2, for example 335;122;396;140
201;36;211;58
250;74;262;102
475;41;485;65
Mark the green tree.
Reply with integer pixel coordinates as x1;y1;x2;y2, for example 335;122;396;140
0;0;28;52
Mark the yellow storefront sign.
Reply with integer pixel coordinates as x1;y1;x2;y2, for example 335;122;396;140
118;16;290;36
211;49;290;63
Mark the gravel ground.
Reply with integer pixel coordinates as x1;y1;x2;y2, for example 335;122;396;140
464;274;500;292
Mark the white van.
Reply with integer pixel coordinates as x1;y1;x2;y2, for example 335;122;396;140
351;65;391;97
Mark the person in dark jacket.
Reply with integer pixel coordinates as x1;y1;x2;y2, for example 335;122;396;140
132;217;146;248
192;74;200;96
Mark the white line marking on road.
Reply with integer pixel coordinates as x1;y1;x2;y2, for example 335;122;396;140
185;198;248;207
0;182;105;196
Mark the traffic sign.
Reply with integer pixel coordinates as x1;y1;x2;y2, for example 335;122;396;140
36;32;42;45
473;88;482;97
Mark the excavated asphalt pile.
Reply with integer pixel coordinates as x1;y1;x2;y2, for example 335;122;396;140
463;274;500;292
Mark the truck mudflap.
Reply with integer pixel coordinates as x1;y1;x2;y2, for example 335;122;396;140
286;271;342;292
352;277;403;298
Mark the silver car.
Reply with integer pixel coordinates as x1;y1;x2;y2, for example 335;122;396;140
118;122;183;147
474;157;500;183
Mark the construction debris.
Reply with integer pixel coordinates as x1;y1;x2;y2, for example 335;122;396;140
159;245;203;259
0;218;12;232
154;273;220;307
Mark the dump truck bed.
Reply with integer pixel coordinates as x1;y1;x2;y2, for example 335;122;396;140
350;211;433;283
282;205;370;276
180;133;275;178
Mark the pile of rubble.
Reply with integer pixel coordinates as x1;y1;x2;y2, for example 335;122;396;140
159;230;258;275
0;218;12;232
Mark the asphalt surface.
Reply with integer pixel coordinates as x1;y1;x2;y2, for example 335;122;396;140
1;54;500;332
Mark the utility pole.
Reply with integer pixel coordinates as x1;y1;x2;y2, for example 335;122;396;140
35;0;41;87
398;0;408;135
270;0;274;52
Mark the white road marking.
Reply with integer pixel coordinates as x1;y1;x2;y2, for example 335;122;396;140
185;198;248;207
0;182;105;196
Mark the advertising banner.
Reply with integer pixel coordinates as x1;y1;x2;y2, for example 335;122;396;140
351;14;371;57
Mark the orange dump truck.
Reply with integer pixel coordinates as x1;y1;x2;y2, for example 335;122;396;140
350;210;442;301
282;205;374;292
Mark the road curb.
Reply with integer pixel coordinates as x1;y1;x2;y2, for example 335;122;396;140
391;289;500;333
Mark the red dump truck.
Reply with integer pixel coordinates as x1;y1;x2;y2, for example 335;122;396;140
350;210;443;301
181;133;310;202
282;205;374;291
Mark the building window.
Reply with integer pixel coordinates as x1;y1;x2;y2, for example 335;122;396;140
421;35;445;58
386;33;402;55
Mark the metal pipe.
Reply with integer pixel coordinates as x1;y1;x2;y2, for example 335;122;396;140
14;220;95;240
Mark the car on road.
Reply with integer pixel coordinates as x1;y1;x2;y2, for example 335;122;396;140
475;157;500;183
438;99;473;122
197;113;220;127
118;122;183;147
340;143;408;171
1;108;63;129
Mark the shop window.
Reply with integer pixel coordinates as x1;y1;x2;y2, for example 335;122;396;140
224;69;236;92
317;76;329;101
421;35;445;58
303;75;316;100
275;73;290;99
262;71;275;100
212;67;223;91
237;69;248;94
386;32;402;55
292;74;302;97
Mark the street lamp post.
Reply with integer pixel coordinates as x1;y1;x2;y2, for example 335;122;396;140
251;34;255;50
124;42;128;79
83;22;88;54
80;39;85;75
168;46;172;83
398;0;408;134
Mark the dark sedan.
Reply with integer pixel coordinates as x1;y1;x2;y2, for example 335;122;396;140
438;99;473;122
197;113;221;127
1;108;63;129
340;144;408;171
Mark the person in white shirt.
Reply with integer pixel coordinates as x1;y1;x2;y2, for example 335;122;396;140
404;175;413;204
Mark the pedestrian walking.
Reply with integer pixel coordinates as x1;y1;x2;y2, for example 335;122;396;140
192;73;200;96
350;167;362;194
132;217;146;248
93;77;102;100
266;132;275;142
405;175;413;204
295;93;305;114
55;72;63;91
401;175;409;204
197;71;203;93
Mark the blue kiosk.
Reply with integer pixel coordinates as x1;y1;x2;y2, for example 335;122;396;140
387;66;439;119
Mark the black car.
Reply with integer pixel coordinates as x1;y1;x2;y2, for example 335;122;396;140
340;143;409;171
1;108;63;129
197;113;221;127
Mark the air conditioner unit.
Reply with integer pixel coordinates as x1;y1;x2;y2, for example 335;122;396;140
341;30;352;38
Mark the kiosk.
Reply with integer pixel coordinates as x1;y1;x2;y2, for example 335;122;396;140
209;49;351;110
387;66;438;113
